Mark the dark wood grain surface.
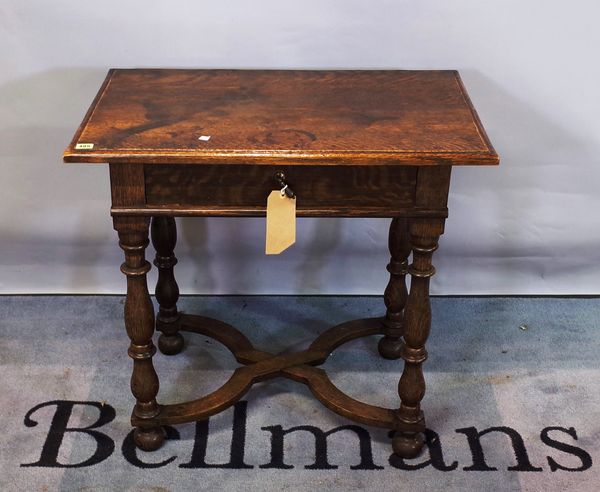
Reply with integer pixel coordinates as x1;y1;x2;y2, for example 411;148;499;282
144;164;417;211
64;69;498;166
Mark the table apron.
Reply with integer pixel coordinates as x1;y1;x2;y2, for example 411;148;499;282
109;163;452;218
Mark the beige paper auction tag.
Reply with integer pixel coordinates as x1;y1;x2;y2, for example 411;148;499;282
265;190;296;254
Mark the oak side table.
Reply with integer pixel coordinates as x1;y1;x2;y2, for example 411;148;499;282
64;69;498;458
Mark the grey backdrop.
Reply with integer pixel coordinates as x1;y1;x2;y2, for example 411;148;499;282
1;0;599;294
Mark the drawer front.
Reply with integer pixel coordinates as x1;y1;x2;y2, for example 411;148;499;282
144;164;418;216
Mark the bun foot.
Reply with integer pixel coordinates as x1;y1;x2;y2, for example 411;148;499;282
134;426;166;451
392;432;425;459
158;332;184;355
378;336;403;360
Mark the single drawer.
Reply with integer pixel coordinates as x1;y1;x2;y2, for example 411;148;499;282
144;164;418;217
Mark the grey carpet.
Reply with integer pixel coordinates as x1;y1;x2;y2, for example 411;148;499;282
1;296;598;491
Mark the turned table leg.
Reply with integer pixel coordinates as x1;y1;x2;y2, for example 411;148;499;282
379;218;411;359
115;216;165;451
151;216;184;355
393;218;444;459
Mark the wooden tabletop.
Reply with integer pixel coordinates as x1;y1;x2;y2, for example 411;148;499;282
63;69;498;166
